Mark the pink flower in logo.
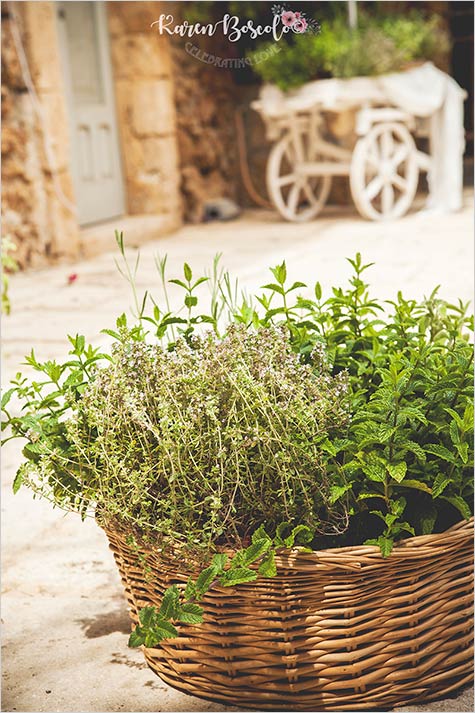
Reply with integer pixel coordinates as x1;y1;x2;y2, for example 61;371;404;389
281;10;297;27
292;17;308;33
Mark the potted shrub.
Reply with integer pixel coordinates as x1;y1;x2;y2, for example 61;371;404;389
3;244;473;711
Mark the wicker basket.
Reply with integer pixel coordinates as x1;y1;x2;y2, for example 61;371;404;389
103;518;474;711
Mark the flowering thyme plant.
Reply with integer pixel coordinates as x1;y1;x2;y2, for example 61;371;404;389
15;325;351;550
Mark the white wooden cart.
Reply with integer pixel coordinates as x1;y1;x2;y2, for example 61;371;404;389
252;79;433;222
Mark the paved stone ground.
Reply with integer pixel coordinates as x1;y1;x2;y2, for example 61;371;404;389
2;195;474;713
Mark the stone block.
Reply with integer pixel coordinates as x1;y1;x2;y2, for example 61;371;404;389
120;134;145;182
1;85;13;119
1;17;26;90
110;33;171;80
141;135;179;177
131;79;176;137
107;1;163;35
127;175;181;215
37;91;71;173
22;1;64;92
45;170;80;259
1;126;27;160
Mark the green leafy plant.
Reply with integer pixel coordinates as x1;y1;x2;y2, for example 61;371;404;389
250;10;450;89
3;247;472;569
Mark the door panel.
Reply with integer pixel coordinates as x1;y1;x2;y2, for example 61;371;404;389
58;1;125;226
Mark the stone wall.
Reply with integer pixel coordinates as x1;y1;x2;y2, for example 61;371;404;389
1;2;79;268
1;1;182;270
168;4;241;222
107;1;181;225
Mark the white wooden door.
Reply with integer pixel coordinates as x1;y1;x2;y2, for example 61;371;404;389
58;1;124;226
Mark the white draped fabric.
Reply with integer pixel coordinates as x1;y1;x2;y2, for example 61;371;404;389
253;63;466;212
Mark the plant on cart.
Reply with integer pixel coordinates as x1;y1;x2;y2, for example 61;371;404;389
250;10;450;89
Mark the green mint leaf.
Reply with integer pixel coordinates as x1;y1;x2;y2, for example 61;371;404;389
138;606;156;627
159;585;181;619
128;627;146;648
390;497;406;517
287;524;313;546
398;479;432;494
329;483;352;504
419;505;437;535
387;462;407;483
176;603;204;624
424;444;457;464
184;295;198;308
275;521;291;547
1;388;15;410
432;473;453;498
365;535;394;557
12;470;23;494
261;283;285;297
183;577;197;601
141;616;179;646
449;420;461;447
219;567;258;587
192;276;209;289
183;263;192;282
195;565;219;597
241;538;271;565
456;442;469;464
251;524;271;544
360;462;386;482
211;553;228;573
440;495;472;519
444;407;464;430
258;550;277;578
168;278;188;290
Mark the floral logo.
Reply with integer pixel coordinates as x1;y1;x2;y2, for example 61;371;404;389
272;4;320;34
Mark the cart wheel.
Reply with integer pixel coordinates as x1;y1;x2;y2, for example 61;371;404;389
267;131;332;222
350;122;419;221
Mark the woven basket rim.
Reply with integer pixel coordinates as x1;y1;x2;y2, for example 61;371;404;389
100;515;473;568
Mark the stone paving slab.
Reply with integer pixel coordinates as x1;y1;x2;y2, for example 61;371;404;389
2;198;474;713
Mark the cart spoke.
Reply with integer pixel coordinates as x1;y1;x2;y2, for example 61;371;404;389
367;141;381;169
287;182;302;214
391;173;408;191
381;130;395;160
284;145;296;165
277;174;297;187
381;182;395;215
301;179;317;205
365;176;384;201
390;145;410;168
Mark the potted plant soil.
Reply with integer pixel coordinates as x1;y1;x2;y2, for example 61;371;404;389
3;245;473;711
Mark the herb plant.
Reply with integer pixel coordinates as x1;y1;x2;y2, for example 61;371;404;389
250;11;450;89
12;325;350;549
3;244;473;559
